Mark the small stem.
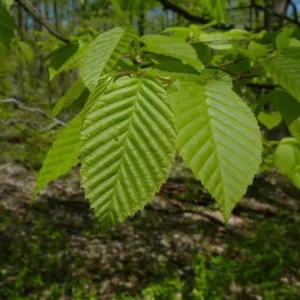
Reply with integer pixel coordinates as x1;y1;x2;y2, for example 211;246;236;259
115;71;173;83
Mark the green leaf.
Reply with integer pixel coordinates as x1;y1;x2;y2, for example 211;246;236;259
144;54;199;80
33;115;82;198
16;40;34;63
81;27;136;91
80;76;177;227
263;50;300;102
248;41;271;60
141;35;204;72
52;78;87;117
111;0;140;16
258;111;282;130
49;42;88;80
199;29;250;50
2;0;14;7
192;43;212;66
169;80;262;219
203;0;226;23
0;2;15;48
275;138;300;189
276;28;300;49
199;69;233;88
268;89;300;139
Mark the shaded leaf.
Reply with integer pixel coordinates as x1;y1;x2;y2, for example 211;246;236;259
33;115;82;198
263;50;300;102
275;138;300;189
52;79;87;117
0;2;15;48
141;35;204;72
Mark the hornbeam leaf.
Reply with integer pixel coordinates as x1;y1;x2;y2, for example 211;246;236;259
80;76;177;227
34;75;112;197
81;27;136;90
169;80;262;219
275;138;300;189
203;0;227;23
263;50;300;102
49;42;88;80
141;35;204;72
52;78;87;117
262;89;300;139
33;114;82;198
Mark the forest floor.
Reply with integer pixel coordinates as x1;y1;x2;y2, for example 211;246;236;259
0;162;300;299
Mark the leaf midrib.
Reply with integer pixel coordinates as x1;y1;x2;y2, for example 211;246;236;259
107;80;142;218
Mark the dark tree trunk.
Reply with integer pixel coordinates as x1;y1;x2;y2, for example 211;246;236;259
53;0;60;31
138;1;145;36
264;0;289;29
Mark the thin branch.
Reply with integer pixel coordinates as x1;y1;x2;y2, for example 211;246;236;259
1;98;66;132
1;119;40;130
288;0;300;25
15;0;70;43
157;0;233;29
253;3;299;26
116;70;173;83
226;3;299;26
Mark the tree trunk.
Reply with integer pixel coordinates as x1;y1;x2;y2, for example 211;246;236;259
53;0;60;31
264;0;289;29
138;1;145;36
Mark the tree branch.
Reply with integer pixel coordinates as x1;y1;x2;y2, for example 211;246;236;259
15;0;70;43
288;0;300;26
253;3;299;26
157;0;233;29
1;98;66;132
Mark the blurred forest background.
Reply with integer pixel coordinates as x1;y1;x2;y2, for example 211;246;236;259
1;0;300;299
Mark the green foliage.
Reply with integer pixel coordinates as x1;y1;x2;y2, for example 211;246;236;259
2;1;300;226
81;27;137;90
258;111;282;130
263;49;300;102
141;277;183;300
15;40;34;64
111;0;141;17
52;78;88;117
2;0;14;8
0;2;15;48
275;138;300;189
49;42;88;80
80;76;177;227
169;80;262;219
33;115;82;198
32;23;267;225
141;35;204;72
203;0;227;23
270;89;300;139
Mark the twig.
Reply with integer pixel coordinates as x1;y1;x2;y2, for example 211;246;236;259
157;0;233;30
116;70;173;83
15;0;70;43
226;3;299;26
1;98;66;132
1;98;65;125
288;0;300;26
253;3;299;26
